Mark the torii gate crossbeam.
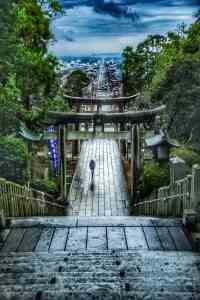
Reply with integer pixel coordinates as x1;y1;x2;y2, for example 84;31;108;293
64;93;139;105
43;105;165;125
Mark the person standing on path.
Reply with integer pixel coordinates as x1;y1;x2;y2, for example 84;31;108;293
89;159;96;180
89;159;96;191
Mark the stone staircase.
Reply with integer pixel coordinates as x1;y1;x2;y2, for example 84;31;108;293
1;251;200;300
0;216;200;300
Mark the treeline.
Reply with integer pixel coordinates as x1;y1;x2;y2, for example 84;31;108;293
0;0;66;184
122;16;200;153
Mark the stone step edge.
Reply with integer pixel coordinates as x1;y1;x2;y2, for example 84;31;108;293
5;216;183;228
1;250;198;256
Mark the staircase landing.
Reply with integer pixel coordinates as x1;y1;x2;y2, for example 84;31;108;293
0;217;194;252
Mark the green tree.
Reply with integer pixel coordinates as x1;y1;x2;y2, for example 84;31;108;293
122;46;145;96
64;70;90;98
0;0;63;184
152;58;200;148
150;19;200;149
0;136;28;184
0;0;62;132
139;162;169;199
122;35;165;96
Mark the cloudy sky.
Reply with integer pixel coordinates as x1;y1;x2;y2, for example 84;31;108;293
49;0;200;56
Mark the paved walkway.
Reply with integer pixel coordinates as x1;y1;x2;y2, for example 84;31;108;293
67;139;129;216
0;217;193;252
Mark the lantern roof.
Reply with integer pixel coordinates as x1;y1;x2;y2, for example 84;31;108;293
145;130;179;149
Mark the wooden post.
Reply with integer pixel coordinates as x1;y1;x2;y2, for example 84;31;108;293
131;124;141;204
0;210;6;229
58;125;67;204
191;164;200;211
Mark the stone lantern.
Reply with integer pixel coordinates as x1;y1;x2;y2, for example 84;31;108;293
145;129;178;161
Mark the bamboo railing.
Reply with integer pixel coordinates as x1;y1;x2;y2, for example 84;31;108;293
133;166;200;218
0;178;65;217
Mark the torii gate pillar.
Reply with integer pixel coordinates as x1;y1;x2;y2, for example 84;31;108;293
119;103;126;157
58;125;68;204
130;124;141;203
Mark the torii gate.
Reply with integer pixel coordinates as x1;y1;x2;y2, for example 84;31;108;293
64;93;139;109
20;105;165;205
64;93;140;154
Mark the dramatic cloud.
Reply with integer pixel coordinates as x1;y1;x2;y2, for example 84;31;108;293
50;0;199;56
92;0;139;21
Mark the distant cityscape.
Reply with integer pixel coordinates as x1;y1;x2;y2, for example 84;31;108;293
59;55;122;80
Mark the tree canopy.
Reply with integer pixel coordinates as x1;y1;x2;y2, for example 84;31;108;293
122;18;200;151
0;0;63;134
0;0;63;183
63;70;90;98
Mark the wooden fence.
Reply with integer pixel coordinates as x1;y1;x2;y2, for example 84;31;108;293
133;164;200;217
0;178;65;217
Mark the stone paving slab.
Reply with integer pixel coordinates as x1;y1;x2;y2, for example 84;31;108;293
9;217;78;227
0;220;194;252
67;139;129;216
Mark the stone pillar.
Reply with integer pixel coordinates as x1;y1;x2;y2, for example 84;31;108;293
93;119;96;134
114;123;119;147
170;156;187;185
154;115;161;134
191;164;200;211
72;123;80;158
119;103;126;158
58;125;67;204
85;122;89;131
126;124;130;161
73;104;80;158
136;125;141;176
131;124;140;203
120;122;126;158
102;122;105;133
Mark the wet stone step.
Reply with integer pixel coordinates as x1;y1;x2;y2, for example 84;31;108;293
1;225;193;252
0;291;198;300
0;279;199;295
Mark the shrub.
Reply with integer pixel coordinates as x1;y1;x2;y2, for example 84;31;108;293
171;146;200;169
31;178;58;195
0;136;28;184
139;162;169;199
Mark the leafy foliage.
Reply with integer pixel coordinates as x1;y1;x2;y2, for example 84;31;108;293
139;162;169;199
64;70;90;98
0;136;28;184
171;147;200;169
122;35;166;96
151;20;200;149
0;0;64;186
122;17;200;151
31;178;58;195
0;0;63;134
